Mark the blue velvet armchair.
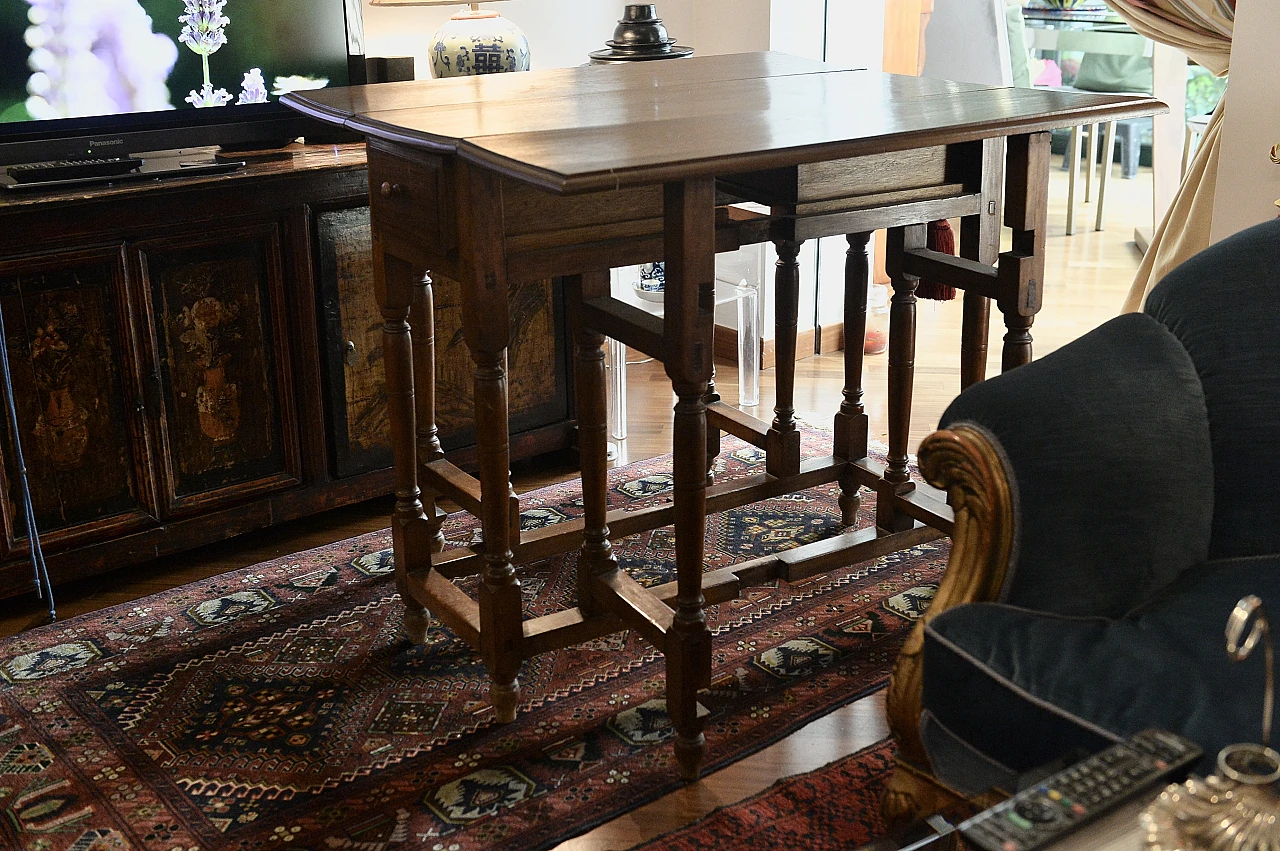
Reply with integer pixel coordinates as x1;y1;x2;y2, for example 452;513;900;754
883;218;1280;822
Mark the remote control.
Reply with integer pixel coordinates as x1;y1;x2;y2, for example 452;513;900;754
957;728;1202;851
6;156;143;183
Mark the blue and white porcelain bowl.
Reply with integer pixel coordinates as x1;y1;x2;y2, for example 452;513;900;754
430;9;531;78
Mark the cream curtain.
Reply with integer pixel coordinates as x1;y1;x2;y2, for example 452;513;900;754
1100;0;1234;312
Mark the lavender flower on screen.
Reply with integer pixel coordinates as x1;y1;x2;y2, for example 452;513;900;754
186;82;231;108
179;0;231;107
24;0;178;119
178;0;229;58
237;68;268;105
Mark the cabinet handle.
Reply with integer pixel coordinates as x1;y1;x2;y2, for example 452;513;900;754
344;340;358;367
379;181;401;198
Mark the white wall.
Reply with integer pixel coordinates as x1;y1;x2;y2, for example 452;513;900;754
360;1;616;73
813;1;887;334
1210;3;1280;243
360;0;775;75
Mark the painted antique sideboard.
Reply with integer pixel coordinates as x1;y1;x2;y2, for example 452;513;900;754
0;144;574;598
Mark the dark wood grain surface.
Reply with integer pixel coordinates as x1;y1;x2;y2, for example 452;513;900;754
285;52;1165;194
0;144;366;211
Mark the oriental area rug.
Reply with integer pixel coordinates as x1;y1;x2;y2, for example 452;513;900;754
0;436;947;851
635;739;897;851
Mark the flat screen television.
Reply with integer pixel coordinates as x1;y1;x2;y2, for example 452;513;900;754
0;0;364;169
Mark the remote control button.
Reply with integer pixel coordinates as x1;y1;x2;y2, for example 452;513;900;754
1014;799;1061;824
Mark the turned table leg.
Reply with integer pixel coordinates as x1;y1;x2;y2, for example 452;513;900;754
959;137;1004;391
703;379;721;484
373;236;434;645
663;177;716;781
456;161;523;723
878;224;927;533
471;346;522;722
998;133;1050;372
767;238;804;478
567;271;618;617
412;272;447;553
835;232;871;527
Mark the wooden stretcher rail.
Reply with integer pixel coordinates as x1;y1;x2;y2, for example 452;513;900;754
405;568;481;646
772;193;984;242
706;401;770;448
522;521;945;659
896;487;955;535
596;569;676;647
580;297;666;360
422;458;484;517
433;454;859;580
901;247;1001;299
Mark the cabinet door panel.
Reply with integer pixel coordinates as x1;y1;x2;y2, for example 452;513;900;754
0;248;154;552
314;206;570;476
315;206;392;478
431;271;567;449
140;224;301;514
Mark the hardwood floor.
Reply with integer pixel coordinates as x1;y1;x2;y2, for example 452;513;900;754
0;158;1145;848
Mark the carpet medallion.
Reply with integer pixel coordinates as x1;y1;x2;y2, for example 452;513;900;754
0;437;947;851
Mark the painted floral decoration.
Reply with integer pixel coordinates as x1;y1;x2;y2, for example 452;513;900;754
178;296;240;371
29;302;85;390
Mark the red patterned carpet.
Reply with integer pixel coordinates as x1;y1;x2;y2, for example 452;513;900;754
0;437;946;851
635;739;896;850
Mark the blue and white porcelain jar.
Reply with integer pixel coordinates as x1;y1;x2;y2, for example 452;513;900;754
430;9;531;78
634;261;665;301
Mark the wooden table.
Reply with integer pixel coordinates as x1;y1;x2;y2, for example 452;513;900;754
283;52;1161;780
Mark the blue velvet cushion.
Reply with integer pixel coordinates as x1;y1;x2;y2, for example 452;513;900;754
940;313;1213;618
922;554;1280;788
1145;218;1280;560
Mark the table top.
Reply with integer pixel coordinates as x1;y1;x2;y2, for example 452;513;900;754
283;51;1164;195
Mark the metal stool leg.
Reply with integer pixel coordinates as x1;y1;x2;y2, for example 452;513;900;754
1095;121;1117;232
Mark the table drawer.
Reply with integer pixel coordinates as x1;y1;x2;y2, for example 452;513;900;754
721;145;955;211
366;140;454;253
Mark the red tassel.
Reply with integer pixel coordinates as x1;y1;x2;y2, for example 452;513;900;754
917;219;957;301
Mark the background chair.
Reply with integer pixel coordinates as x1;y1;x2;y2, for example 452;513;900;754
1025;25;1154;233
882;218;1280;823
1183;112;1213;177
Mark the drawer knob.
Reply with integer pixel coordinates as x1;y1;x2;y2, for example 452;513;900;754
344;340;358;367
379;181;401;198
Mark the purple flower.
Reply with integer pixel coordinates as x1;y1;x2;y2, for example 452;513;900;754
23;0;178;118
185;82;231;108
236;68;267;105
178;0;229;57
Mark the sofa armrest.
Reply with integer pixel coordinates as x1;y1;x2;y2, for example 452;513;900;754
886;424;1015;775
